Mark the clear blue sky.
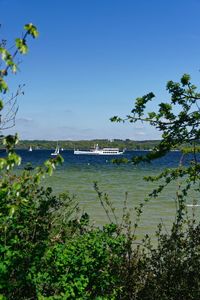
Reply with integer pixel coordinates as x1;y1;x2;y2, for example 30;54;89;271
1;0;200;140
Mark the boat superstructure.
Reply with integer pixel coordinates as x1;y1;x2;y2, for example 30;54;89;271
74;144;125;155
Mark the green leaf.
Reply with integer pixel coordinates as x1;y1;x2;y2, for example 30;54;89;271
0;99;4;110
0;48;12;62
15;38;28;54
24;23;39;38
9;205;17;217
0;78;8;93
0;158;6;169
110;116;122;122
55;154;64;165
148;112;156;119
181;73;190;86
11;63;18;73
13;182;21;191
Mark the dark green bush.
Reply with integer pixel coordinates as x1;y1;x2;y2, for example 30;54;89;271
0;169;79;299
138;222;200;300
35;224;127;299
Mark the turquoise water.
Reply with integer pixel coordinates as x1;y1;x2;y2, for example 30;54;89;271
17;149;200;238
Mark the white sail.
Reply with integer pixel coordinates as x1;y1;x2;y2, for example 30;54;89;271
51;142;60;156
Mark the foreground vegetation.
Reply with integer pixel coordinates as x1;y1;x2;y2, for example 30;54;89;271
1;163;200;300
1;24;200;299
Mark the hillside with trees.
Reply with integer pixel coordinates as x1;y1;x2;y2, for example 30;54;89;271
12;139;161;150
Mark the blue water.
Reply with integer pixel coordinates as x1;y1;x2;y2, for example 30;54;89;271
17;149;183;169
9;149;200;238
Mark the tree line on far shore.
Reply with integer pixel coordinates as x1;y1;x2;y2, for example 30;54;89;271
1;138;196;151
0;138;182;150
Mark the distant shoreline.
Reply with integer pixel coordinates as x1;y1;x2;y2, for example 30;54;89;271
0;139;187;151
1;139;161;151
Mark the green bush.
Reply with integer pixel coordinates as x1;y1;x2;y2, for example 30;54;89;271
35;224;127;299
138;222;200;300
0;167;79;299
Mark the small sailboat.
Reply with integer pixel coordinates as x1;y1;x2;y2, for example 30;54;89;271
28;146;33;152
51;142;60;156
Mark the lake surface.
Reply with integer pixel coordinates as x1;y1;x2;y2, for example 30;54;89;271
15;149;200;239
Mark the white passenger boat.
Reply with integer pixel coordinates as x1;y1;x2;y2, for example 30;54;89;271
74;144;125;155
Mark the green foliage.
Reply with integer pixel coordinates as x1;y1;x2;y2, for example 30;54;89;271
112;74;200;192
44;155;64;176
0;23;39;81
1;138;162;151
138;220;200;300
0;77;8;94
0;167;80;299
24;23;39;38
131;92;155;118
110;74;200;299
15;38;28;54
35;224;128;299
0;23;39;130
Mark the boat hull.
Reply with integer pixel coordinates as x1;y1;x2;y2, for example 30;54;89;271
74;150;124;155
74;150;98;155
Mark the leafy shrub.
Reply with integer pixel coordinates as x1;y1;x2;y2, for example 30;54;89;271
35;223;127;299
0;166;79;299
138;221;200;300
